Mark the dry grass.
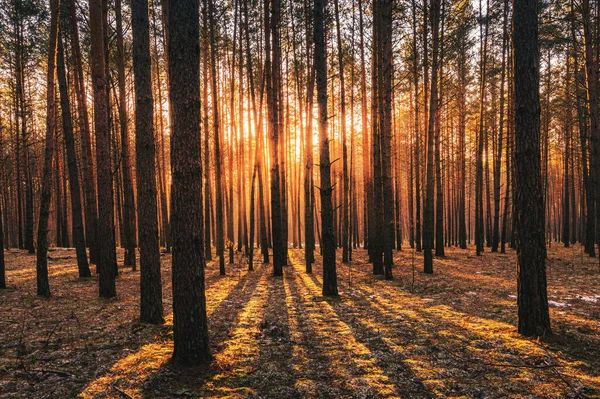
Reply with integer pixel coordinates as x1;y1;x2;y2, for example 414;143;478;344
0;244;598;398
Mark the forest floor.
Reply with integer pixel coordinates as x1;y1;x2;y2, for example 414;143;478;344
0;244;599;399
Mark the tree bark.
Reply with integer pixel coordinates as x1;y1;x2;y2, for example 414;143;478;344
90;0;117;297
168;0;212;365
314;0;337;295
513;0;551;337
132;0;164;324
423;0;441;273
582;0;600;255
65;0;99;265
57;32;91;278
35;0;60;297
116;0;138;269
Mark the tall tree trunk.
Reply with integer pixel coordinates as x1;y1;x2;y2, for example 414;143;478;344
66;0;99;264
266;0;285;276
493;0;508;252
200;0;212;261
513;0;551;337
0;202;4;289
315;0;338;295
457;26;467;250
57;32;91;278
208;0;225;275
116;0;138;269
90;0;117;297
423;0;441;273
434;0;445;257
563;46;572;248
475;0;489;257
378;0;394;279
411;0;422;252
168;0;212;365
582;0;600;255
333;0;350;265
573;13;595;256
304;1;315;272
358;0;372;253
132;0;164;324
35;0;59;297
371;0;384;275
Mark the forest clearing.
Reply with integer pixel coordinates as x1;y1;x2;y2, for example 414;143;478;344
1;246;599;398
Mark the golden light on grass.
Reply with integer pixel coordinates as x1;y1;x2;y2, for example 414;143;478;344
79;266;253;398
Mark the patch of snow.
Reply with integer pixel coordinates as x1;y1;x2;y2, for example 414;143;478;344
577;295;600;303
548;300;570;308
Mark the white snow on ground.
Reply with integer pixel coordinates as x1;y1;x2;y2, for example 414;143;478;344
576;295;600;303
548;300;570;308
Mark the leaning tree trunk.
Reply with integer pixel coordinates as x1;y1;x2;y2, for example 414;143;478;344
35;0;59;297
66;0;99;265
513;0;551;337
132;0;164;324
57;32;91;278
116;0;138;269
168;0;212;365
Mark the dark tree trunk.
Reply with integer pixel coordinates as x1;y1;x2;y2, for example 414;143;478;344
411;0;422;253
57;32;91;278
304;1;315;272
378;0;394;279
423;0;441;274
434;0;445;258
66;0;99;265
208;0;226;275
513;0;551;337
266;0;285;276
314;0;337;296
371;0;384;275
0;203;4;289
116;0;138;269
90;0;117;297
457;28;467;250
582;0;600;255
563;47;572;248
493;0;509;252
35;0;59;297
201;0;212;261
475;0;489;257
358;0;372;254
168;0;212;365
132;0;164;324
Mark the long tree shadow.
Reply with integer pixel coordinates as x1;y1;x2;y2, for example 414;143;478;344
80;263;263;398
244;273;299;398
285;262;431;398
335;264;599;398
137;263;268;398
280;266;380;398
353;256;600;379
284;252;405;398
